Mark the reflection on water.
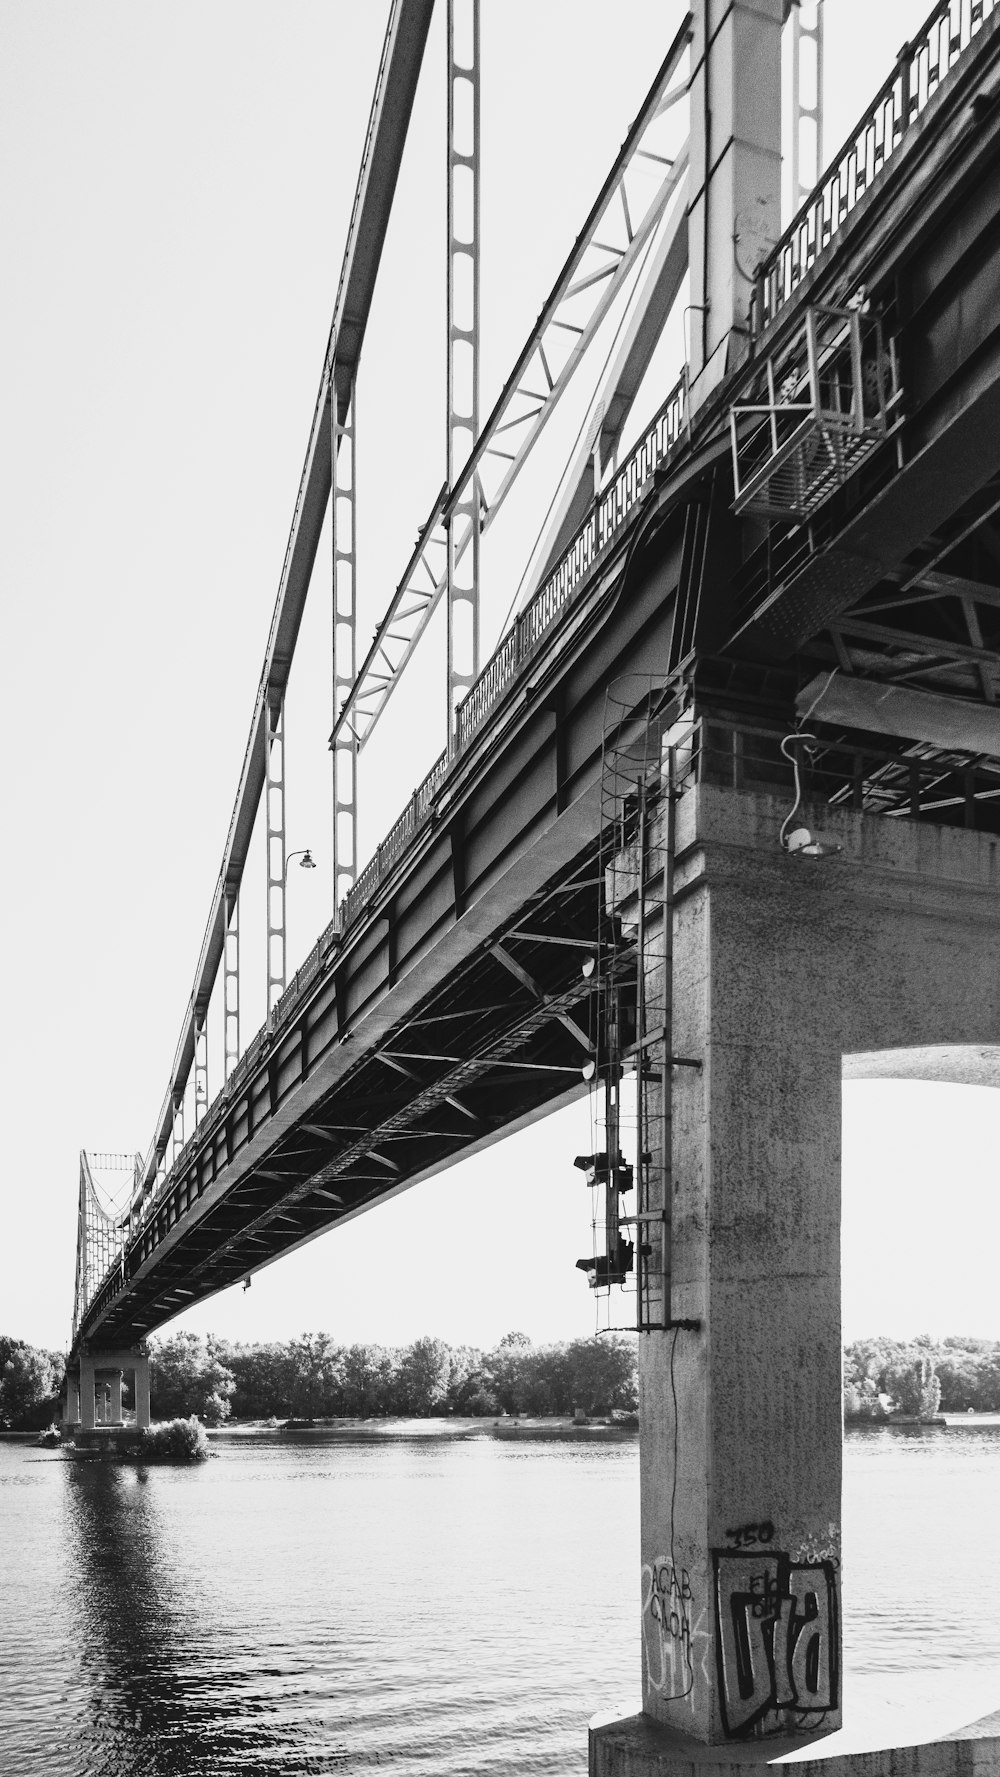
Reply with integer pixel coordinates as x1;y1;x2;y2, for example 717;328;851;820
842;1423;1000;1677
5;1434;638;1776
2;1426;999;1777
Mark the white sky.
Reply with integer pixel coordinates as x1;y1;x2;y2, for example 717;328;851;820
3;0;998;1356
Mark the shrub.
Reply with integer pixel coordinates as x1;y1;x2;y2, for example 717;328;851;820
138;1417;210;1461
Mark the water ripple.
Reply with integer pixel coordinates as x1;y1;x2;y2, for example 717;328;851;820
1;1429;999;1774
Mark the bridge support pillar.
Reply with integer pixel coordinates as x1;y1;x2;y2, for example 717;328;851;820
134;1352;151;1430
62;1374;80;1428
79;1354;97;1431
592;775;1000;1770
73;1347;150;1434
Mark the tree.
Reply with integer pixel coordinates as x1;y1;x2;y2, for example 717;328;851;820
340;1343;397;1417
149;1332;235;1423
285;1332;344;1418
886;1352;941;1419
563;1336;638;1415
396;1336;451;1416
225;1340;299;1418
487;1332;539;1414
0;1340;62;1428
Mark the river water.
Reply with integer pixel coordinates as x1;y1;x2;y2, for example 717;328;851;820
2;1423;999;1777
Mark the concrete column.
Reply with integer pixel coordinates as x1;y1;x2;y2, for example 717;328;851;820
109;1369;123;1426
687;0;783;407
595;778;1000;1768
79;1355;96;1431
62;1375;80;1426
133;1353;151;1430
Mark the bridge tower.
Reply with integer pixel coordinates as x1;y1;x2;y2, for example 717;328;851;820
686;0;784;409
63;1152;151;1436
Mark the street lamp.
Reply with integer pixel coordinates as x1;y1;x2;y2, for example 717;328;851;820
284;848;317;882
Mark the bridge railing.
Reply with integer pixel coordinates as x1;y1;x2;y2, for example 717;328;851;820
754;0;999;333
455;373;687;750
337;370;685;934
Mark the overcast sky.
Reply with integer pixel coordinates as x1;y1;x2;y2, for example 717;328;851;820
3;0;998;1357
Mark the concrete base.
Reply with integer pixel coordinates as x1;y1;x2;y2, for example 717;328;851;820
591;1679;1000;1777
71;1427;145;1454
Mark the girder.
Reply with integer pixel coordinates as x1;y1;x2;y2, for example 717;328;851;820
446;0;482;737
74;490;692;1353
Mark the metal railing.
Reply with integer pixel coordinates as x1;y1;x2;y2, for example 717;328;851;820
456;373;687;751
755;0;999;332
340;370;685;934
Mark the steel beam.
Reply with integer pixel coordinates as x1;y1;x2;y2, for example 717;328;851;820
687;0;783;404
137;0;434;1191
446;0;482;745
526;161;690;599
797;673;1000;755
266;695;287;1014
789;0;824;214
332;380;358;913
224;888;239;1079
194;1016;208;1126
171;1096;185;1164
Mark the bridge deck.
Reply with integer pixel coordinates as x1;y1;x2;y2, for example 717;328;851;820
77;1;1000;1356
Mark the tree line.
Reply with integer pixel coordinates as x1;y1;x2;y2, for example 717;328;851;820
0;1335;64;1430
844;1335;1000;1419
145;1329;639;1424
6;1329;1000;1429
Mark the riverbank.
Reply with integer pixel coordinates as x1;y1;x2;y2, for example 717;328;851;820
844;1412;1000;1429
209;1413;638;1440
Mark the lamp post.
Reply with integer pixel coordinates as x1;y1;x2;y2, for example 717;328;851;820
284;848;317;881
267;849;319;1018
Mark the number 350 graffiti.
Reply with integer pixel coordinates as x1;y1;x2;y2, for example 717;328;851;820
713;1551;839;1738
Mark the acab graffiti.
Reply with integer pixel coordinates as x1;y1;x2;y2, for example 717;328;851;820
713;1551;839;1737
642;1558;711;1704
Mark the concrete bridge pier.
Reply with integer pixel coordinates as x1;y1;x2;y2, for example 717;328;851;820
65;1346;151;1432
591;774;1000;1773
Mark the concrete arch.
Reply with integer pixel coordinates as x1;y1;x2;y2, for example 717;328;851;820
844;1047;1000;1088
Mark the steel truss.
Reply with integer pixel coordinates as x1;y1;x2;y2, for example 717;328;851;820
224;888;239;1080
446;0;482;741
789;0;824;214
266;694;287;1014
332;381;358;908
332;15;693;755
194;1017;208;1126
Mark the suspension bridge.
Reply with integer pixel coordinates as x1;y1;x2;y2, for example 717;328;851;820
64;2;1000;1767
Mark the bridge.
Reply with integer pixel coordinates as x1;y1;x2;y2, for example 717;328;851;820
64;2;1000;1768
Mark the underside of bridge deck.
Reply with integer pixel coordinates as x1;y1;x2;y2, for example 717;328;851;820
77;502;694;1352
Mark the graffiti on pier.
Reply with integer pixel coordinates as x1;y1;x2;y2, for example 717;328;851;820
713;1550;838;1738
642;1558;711;1704
724;1520;774;1549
